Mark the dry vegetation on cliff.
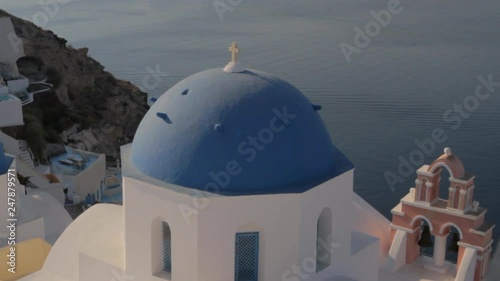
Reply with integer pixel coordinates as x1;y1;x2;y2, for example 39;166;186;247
0;9;149;163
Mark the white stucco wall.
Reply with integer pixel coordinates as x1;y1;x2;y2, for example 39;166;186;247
455;248;477;281
0;96;23;127
299;170;355;270
0;131;20;155
78;252;133;281
0;156;72;249
38;183;66;205
123;169;359;281
197;193;301;281
38;204;123;281
20;168;386;281
73;152;106;199
6;76;29;92
351;192;392;262
385;229;407;273
19;189;73;244
124;177;200;281
345;232;380;281
15;217;45;245
0;17;24;64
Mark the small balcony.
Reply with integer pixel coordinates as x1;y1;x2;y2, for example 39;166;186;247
5;74;29;92
1;75;52;106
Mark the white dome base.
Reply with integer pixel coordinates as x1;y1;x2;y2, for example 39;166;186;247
223;61;246;73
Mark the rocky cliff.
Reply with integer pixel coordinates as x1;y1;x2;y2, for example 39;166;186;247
0;9;149;163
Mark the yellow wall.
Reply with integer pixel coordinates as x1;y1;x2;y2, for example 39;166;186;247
0;238;51;281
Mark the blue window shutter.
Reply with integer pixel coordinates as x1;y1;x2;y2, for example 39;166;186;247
163;222;172;272
235;232;259;281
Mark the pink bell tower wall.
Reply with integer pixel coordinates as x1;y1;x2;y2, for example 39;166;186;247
389;148;494;281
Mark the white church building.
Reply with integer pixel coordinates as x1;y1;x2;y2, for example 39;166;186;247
20;43;493;281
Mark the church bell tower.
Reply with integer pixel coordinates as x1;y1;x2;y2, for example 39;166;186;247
388;148;494;281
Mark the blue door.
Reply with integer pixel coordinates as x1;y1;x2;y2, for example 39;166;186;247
235;232;259;281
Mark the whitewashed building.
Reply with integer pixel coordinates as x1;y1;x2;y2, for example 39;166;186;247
0;17;72;247
20;43;494;281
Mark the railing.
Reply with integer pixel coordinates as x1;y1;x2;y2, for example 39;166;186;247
21;95;34;106
19;80;53;106
29;79;53;87
27;81;52;95
11;90;33;106
4;76;53;106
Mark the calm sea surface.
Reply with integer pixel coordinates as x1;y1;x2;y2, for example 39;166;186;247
2;0;500;244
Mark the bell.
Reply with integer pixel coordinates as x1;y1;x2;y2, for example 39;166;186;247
447;233;460;253
418;225;434;248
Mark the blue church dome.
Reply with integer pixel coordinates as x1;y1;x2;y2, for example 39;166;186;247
130;68;353;195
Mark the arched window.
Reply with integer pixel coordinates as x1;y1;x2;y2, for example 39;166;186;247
316;208;332;272
162;222;171;272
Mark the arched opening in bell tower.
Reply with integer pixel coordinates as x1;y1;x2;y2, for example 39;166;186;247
436;166;453;203
440;223;463;264
411;216;435;258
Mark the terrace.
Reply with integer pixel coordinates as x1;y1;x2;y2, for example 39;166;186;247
1;74;52;106
49;147;99;177
48;146;107;206
1;60;52;106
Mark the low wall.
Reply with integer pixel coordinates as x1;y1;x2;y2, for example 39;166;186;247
74;151;106;200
